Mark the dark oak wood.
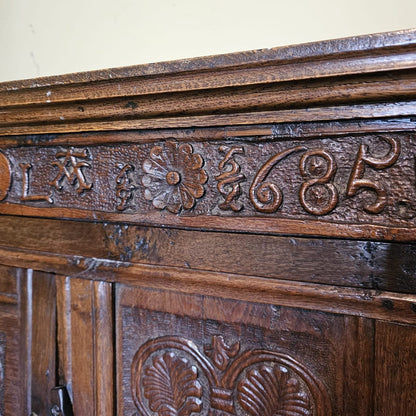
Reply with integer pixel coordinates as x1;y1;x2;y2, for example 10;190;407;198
0;266;57;415
30;271;56;416
3;215;416;293
0;29;416;415
56;276;114;414
116;286;373;415
375;321;416;415
1;29;416;135
0;266;23;415
0;129;416;240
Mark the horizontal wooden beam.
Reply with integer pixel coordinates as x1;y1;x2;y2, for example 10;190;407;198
0;245;415;324
1;29;416;136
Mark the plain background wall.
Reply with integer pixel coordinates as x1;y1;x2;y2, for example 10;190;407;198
0;0;415;82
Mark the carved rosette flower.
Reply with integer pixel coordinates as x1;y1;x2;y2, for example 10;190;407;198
142;141;208;214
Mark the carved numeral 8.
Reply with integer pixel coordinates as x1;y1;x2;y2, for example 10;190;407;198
299;149;338;215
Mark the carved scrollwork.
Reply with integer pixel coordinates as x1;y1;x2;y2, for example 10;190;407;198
131;336;331;416
115;163;136;211
142;141;208;214
250;146;306;213
299;149;338;215
346;136;400;214
215;146;246;212
204;335;240;371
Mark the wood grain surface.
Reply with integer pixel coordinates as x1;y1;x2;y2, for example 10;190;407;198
117;286;373;415
0;215;415;294
0;128;416;241
375;321;416;415
0;29;416;415
56;276;114;415
1;29;416;135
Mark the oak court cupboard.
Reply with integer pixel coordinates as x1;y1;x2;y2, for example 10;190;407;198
0;29;416;415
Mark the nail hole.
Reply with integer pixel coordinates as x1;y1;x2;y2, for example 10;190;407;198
382;299;394;310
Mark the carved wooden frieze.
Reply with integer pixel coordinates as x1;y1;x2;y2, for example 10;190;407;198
131;335;331;416
1;132;415;240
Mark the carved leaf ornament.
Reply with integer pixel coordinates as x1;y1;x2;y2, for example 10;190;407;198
132;336;330;416
238;365;311;416
142;352;203;416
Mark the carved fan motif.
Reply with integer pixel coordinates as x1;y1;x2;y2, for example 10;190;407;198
142;351;203;416
237;365;312;416
132;336;329;416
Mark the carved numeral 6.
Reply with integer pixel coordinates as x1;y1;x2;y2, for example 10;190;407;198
249;146;306;213
299;149;338;215
346;136;400;214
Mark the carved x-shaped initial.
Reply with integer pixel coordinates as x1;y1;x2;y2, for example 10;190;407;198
49;148;92;194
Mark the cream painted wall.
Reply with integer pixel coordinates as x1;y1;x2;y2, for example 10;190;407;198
0;0;415;82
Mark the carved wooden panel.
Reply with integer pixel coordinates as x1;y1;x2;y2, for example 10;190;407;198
0;131;415;240
116;286;374;415
1;30;416;415
131;335;328;416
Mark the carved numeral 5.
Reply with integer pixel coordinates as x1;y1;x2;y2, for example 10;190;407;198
346;136;400;214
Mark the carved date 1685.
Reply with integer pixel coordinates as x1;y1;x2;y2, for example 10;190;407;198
0;134;409;233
